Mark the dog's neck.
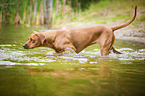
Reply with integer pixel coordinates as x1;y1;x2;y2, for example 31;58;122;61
41;30;57;42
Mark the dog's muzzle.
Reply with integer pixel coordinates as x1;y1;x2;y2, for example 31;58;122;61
23;44;34;49
23;44;27;49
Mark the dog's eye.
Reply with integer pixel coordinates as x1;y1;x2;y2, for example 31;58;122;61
30;39;35;43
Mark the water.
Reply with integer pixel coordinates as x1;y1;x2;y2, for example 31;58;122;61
0;25;145;96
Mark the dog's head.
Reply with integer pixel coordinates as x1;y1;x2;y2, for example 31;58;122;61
23;31;45;49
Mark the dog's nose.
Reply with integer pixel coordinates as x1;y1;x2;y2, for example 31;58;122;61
23;44;26;48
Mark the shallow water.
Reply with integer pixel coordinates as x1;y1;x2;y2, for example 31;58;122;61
0;25;145;96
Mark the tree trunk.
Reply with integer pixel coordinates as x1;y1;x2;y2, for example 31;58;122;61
0;8;2;23
43;0;48;24
34;0;37;24
47;0;52;28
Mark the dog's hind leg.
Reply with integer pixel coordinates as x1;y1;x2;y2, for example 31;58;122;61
100;44;112;56
100;38;113;56
99;32;114;56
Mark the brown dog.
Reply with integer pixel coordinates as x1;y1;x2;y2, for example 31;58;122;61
23;6;137;56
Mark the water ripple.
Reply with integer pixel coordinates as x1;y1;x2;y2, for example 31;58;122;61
0;45;144;65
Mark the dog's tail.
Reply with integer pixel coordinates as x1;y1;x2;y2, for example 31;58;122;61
111;6;137;31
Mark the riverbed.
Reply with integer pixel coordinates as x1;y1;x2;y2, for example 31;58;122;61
0;25;145;96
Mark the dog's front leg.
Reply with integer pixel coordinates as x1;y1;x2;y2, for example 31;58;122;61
56;51;67;55
54;37;76;55
56;48;76;55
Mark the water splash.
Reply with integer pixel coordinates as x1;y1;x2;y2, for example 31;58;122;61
109;48;145;61
0;44;144;65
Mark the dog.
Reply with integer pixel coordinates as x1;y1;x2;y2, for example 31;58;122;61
23;6;137;56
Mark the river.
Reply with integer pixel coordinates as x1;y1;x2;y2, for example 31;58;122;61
0;25;145;96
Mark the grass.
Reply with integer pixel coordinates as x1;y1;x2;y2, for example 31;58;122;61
139;15;145;22
60;0;145;28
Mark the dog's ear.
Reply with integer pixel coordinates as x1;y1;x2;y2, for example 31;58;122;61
35;33;45;45
33;31;37;34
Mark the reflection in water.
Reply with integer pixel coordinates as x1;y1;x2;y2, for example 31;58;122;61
0;25;145;96
97;58;113;77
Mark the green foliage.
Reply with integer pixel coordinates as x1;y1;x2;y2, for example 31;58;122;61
0;0;144;27
0;0;82;27
139;15;145;22
72;0;145;26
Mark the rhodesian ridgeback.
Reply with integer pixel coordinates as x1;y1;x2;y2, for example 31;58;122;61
23;6;137;56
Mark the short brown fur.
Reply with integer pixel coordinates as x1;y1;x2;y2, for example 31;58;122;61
23;6;137;56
